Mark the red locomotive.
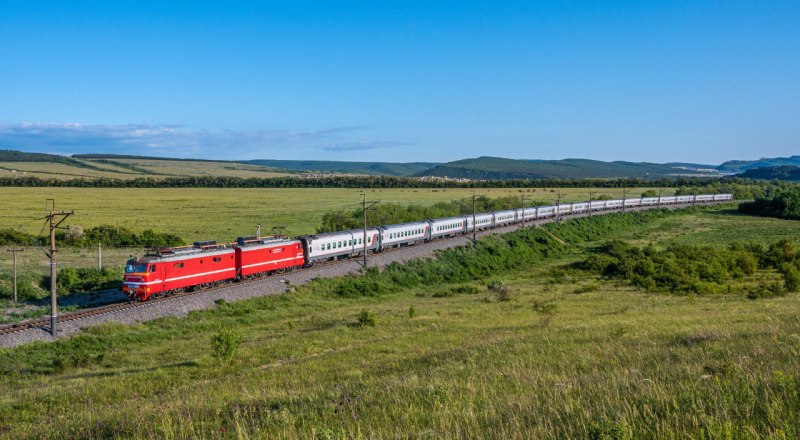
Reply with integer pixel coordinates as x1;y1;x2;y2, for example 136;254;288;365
123;237;302;301
235;236;305;278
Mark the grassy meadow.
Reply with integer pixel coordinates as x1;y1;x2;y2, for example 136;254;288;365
0;186;673;242
1;206;799;438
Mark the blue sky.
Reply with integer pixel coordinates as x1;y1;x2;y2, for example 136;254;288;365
1;1;798;164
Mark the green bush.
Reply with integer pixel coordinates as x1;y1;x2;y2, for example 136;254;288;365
780;264;800;292
746;282;786;300
488;281;511;301
641;189;658;197
49;267;123;296
0;273;43;301
209;327;242;363
357;310;377;327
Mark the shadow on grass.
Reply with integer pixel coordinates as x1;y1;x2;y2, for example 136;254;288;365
62;360;199;381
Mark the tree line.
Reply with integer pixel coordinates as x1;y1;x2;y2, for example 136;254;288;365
0;174;775;192
739;186;800;220
0;225;184;248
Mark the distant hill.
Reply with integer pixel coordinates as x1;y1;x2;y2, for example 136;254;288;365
718;156;800;173
736;165;800;181
6;148;800;181
415;157;721;180
244;159;438;177
75;154;236;163
0;150;295;180
0;149;100;168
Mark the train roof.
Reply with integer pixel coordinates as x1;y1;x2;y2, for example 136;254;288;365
235;235;299;247
299;227;379;240
429;215;468;223
380;220;430;229
138;244;234;263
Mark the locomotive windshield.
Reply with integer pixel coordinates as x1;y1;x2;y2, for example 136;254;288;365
125;262;147;273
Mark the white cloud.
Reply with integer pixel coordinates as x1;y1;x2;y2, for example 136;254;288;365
0;122;402;159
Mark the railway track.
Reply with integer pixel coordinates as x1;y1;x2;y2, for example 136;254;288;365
0;201;732;338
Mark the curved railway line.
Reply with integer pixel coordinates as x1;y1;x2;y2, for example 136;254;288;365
0;200;735;341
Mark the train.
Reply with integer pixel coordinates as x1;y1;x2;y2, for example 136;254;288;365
122;193;733;301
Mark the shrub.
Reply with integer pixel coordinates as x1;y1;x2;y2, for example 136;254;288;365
49;267;123;296
488;281;511;301
408;306;417;318
357;310;377;327
641;189;658;197
531;299;557;314
588;419;630;440
210;327;242;363
746;282;785;300
780;264;800;292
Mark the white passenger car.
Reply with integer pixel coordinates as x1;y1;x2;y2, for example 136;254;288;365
605;199;623;209
430;217;467;238
571;202;589;214
590;201;606;211
301;228;380;262
466;213;494;231
492;210;518;227
660;196;677;204
537;205;556;218
379;221;429;249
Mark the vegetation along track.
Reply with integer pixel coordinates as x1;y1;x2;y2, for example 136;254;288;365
0;201;731;342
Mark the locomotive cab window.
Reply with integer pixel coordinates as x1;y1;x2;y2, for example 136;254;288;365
149;265;156;272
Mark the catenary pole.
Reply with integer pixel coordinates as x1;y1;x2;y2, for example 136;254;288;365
556;193;562;222
45;199;73;337
588;191;594;241
622;188;628;213
472;190;477;242
361;194;379;268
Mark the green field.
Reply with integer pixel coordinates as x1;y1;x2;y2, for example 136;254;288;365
0;187;668;242
1;206;799;438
